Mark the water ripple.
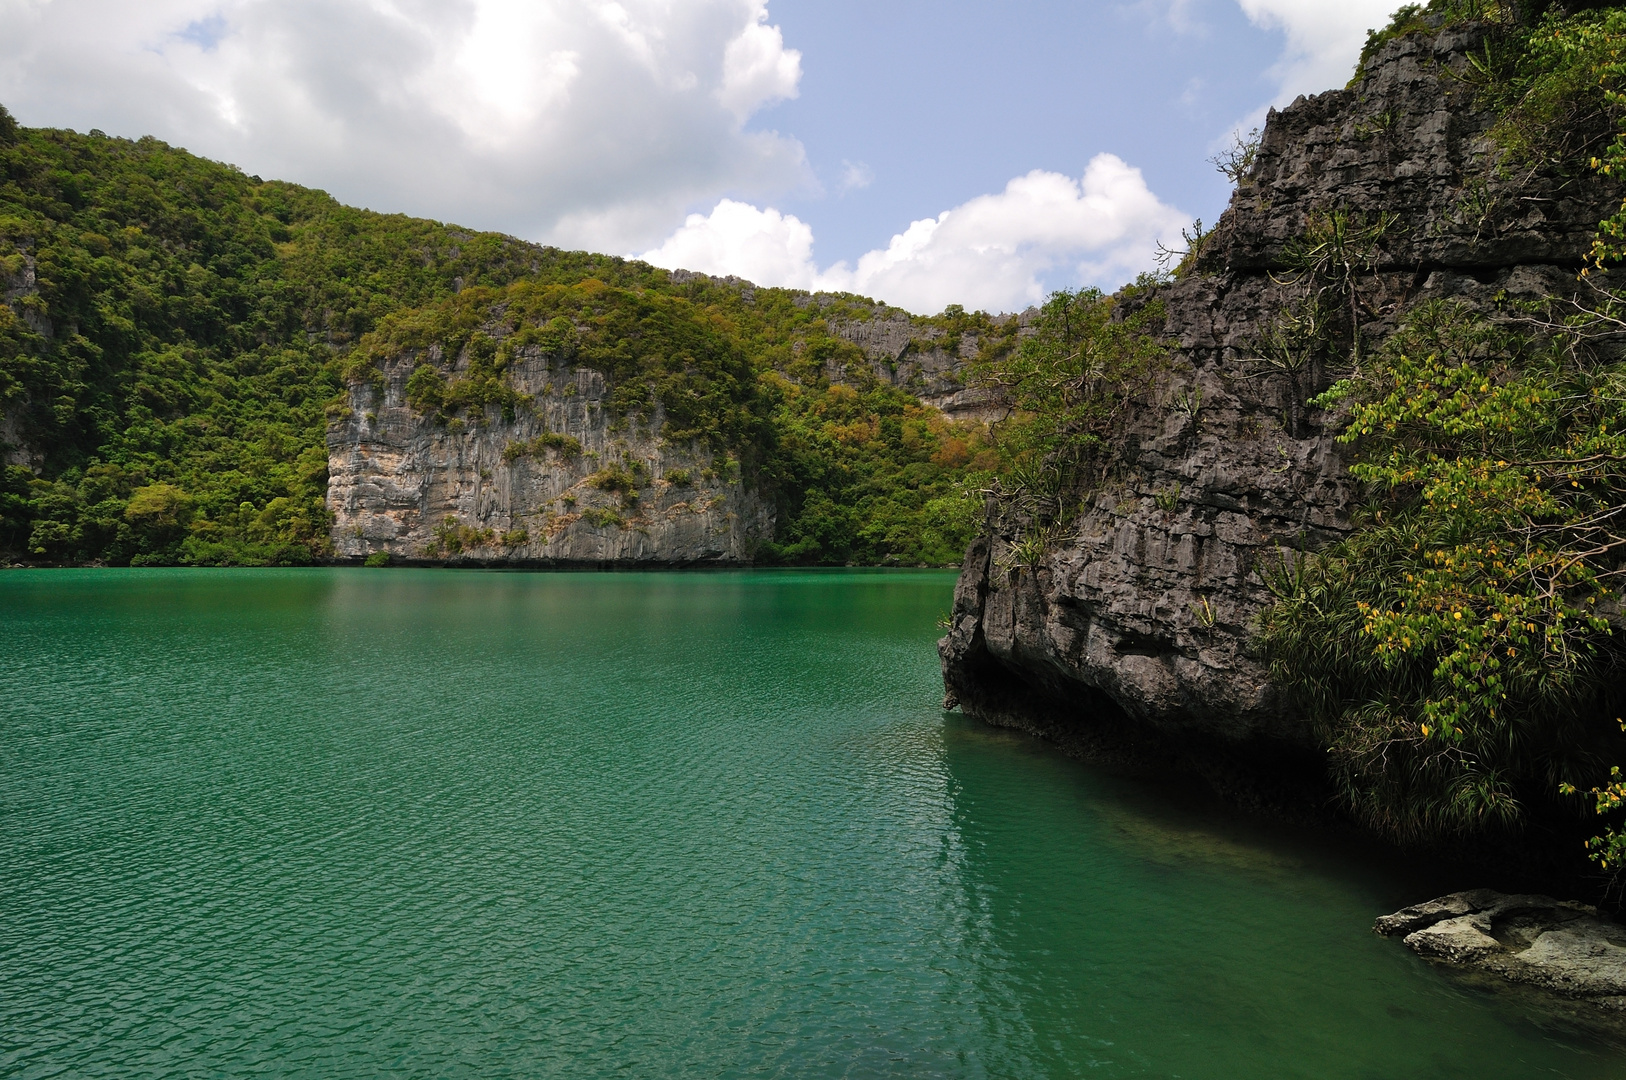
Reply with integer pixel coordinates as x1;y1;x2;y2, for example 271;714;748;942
1;569;1621;1079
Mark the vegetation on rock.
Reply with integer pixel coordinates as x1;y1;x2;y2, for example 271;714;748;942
0;107;989;567
1260;2;1626;863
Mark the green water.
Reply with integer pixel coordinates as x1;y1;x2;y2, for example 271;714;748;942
2;570;1622;1079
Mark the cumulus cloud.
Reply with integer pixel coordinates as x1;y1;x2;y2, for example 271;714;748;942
639;154;1188;315
0;0;808;253
717;9;801;119
1235;0;1414;102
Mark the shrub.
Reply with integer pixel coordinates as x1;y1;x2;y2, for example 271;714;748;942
1258;300;1626;845
363;551;392;567
426;515;494;556
589;463;640;493
503;431;582;462
580;506;624;529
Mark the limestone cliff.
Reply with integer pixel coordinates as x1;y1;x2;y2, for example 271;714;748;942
826;311;1008;422
325;277;995;566
940;23;1623;756
328;347;771;566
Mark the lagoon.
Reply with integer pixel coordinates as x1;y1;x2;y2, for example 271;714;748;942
2;569;1622;1078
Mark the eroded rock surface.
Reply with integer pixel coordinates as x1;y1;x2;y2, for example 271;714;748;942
327;348;771;565
827;311;1009;422
1377;891;1626;1008
940;23;1623;751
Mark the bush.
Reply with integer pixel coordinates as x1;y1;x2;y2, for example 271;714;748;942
580;506;624;529
503;431;582;461
589;463;640;494
1258;300;1626;845
363;551;392;567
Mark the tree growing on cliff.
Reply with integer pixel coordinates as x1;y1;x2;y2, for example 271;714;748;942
1259;296;1626;845
971;285;1169;525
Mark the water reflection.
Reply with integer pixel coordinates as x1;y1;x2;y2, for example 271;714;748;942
937;712;1626;1079
3;569;1624;1079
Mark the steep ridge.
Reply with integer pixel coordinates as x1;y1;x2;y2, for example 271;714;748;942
939;23;1623;768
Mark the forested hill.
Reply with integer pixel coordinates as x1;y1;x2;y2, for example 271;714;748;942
0;105;1005;567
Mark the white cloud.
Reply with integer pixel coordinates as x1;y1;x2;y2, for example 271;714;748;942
639;154;1188;315
837;160;873;194
1235;0;1411;102
0;0;809;253
640;199;822;291
717;7;801;120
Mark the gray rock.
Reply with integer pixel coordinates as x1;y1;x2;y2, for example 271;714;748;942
1376;890;1626;1007
326;345;773;565
827;312;1013;422
939;24;1624;751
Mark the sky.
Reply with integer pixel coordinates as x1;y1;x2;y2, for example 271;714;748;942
0;0;1406;314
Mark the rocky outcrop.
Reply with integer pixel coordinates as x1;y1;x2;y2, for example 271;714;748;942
668;269;1004;422
827;312;1009;422
940;24;1623;750
327;349;771;565
2;245;46;470
1376;891;1626;1008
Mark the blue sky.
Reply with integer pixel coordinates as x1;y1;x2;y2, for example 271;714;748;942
0;0;1402;312
760;0;1285;264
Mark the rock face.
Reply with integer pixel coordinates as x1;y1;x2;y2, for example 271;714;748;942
939;24;1623;751
324;273;998;565
1;248;46;470
1376;891;1626;1008
827;312;1009;422
327;349;772;565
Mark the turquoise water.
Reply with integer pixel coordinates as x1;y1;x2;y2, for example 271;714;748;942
2;569;1622;1079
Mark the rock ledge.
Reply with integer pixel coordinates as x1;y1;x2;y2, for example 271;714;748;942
1376;890;1626;1008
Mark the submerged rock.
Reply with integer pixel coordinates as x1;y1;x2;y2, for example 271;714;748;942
1376;891;1626;1008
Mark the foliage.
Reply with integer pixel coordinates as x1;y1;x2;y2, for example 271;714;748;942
1152;220;1211;280
427;515;495;557
1210;128;1261;185
502;431;582;462
1273;207;1399;366
589;462;643;495
756;374;993;566
579;506;625;529
1259;299;1626;843
0;112;650;564
951;285;1171;570
973;285;1168;507
1354;0;1532;83
363;280;765;451
0;110;997;568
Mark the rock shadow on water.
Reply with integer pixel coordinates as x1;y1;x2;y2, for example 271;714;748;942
933;711;1626;1079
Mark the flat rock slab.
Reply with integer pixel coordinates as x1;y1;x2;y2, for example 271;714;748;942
1376;891;1626;1009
